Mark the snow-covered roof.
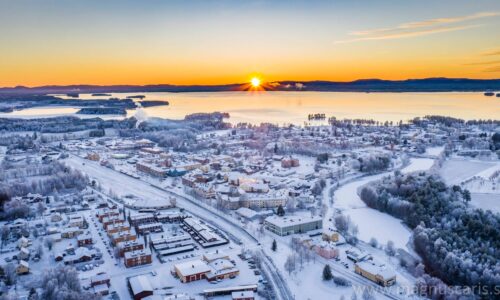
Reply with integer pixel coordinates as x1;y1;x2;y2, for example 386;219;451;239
175;259;211;277
356;261;396;280
265;215;322;228
232;291;254;299
235;207;258;219
129;275;152;295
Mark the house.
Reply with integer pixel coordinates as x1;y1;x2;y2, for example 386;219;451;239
314;241;339;259
61;227;83;238
136;222;163;234
93;284;110;296
264;215;322;236
68;215;85;228
86;152;100;161
64;247;93;265
111;229;137;245
102;216;125;229
155;212;186;223
91;273;110;287
281;157;300;168
346;248;370;263
129;275;153;300
51;213;62;222
106;222;131;235
18;247;30;260
77;234;93;247
205;258;239;281
174;259;211;283
129;213;155;227
322;229;340;243
96;208;120;222
17;236;30;249
117;240;145;257
124;249;152;268
355;261;396;287
16;260;29;275
232;291;255;300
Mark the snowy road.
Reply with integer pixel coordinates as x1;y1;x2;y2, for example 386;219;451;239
63;154;294;300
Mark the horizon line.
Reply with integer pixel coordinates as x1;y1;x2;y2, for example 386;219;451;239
2;76;500;89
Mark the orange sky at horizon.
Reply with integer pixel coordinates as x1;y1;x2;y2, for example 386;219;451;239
0;1;499;87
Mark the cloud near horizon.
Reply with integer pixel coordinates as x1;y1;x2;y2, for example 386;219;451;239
335;11;499;44
481;48;500;56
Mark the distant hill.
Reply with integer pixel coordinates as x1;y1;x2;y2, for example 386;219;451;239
1;78;500;94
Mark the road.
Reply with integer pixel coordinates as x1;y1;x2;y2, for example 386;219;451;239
65;153;412;300
64;154;294;300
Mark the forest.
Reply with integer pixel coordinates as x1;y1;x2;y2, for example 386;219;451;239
360;172;500;297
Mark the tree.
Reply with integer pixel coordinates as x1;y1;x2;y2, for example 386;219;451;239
44;237;54;251
277;204;285;217
271;239;277;252
322;264;333;281
385;240;396;256
1;226;9;249
317;153;329;163
334;214;349;235
40;266;99;300
29;287;39;300
333;275;351;286
284;254;296;275
461;189;471;204
369;237;378;248
4;263;17;286
362;288;375;300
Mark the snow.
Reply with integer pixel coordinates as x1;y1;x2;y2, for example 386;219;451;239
400;158;434;174
334;173;412;250
470;193;500;214
424;146;444;157
439;158;496;185
474;164;500;180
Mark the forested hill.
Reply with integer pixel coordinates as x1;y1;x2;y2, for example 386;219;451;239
1;78;500;94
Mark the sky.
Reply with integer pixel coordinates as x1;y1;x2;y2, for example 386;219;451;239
0;0;499;86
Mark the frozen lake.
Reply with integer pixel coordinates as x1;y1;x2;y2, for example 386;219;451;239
3;91;499;125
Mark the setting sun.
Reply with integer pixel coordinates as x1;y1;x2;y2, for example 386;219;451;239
251;77;261;87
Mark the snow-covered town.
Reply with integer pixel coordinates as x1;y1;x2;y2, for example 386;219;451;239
0;112;498;300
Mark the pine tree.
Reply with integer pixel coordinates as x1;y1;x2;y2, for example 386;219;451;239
323;264;333;281
277;204;285;216
271;239;277;252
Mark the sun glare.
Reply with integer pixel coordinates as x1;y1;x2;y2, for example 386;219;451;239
251;77;261;87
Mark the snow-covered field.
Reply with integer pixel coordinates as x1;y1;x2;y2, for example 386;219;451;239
425;146;444;157
439;158;496;185
334;173;412;250
401;158;434;174
470;193;500;214
438;158;500;214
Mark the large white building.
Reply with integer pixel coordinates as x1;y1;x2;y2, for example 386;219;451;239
264;215;322;236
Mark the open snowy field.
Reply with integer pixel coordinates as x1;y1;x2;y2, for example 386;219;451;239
425;146;444;157
334;173;412;250
401;158;434;174
439;158;496;185
470;193;500;214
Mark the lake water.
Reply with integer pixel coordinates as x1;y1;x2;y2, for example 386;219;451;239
3;91;499;125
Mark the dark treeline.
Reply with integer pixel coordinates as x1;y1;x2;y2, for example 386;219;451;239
412;115;500;127
360;173;500;297
0;94;139;113
0;116;137;133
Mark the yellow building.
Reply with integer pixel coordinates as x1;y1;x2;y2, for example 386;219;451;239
354;261;396;287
